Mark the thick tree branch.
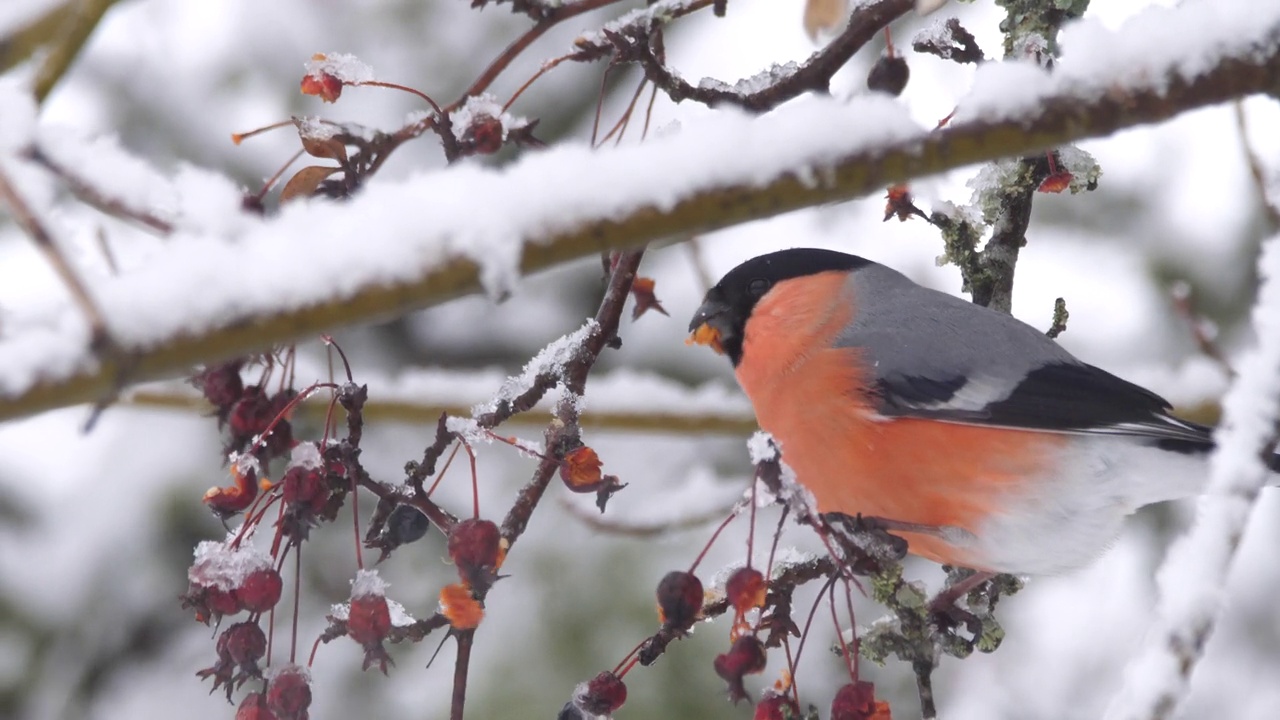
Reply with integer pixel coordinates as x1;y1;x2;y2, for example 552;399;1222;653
2;38;1279;421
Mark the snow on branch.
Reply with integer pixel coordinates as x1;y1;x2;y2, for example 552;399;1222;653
1104;234;1280;720
1;1;1279;421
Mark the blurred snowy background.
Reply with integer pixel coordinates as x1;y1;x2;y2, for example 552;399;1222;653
1;1;1279;719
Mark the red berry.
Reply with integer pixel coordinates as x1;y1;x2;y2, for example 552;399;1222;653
714;634;767;703
348;593;392;647
575;671;627;715
467;115;505;154
447;519;502;587
282;466;326;508
726;567;767;614
755;692;800;720
236;693;279;720
238;567;283;613
192;361;245;409
656;571;703;629
228;386;273;439
266;666;311;720
221;621;267;667
207;586;241;617
832;681;889;720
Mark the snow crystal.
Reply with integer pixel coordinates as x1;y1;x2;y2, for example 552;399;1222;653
696;62;800;97
332;592;413;625
470;319;599;417
912;16;956;47
265;663;311;682
288;441;323;470
350;567;388;598
304;52;374;84
746;431;778;465
444;416;488;445
189;539;271;591
295;116;337;141
447;93;530;143
386;598;416;627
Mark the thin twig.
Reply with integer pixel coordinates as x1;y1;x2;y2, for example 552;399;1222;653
0;164;114;354
27;145;175;235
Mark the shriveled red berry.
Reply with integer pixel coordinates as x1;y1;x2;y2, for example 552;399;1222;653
237;567;283;613
236;692;279;720
192;361;245;410
714;635;767;703
656;571;703;629
266;666;311;720
575;670;627;716
560;446;603;491
348;593;392;647
467;114;505;154
228;386;273;440
755;692;801;720
281;465;326;510
223;621;267;667
832;681;891;719
447;519;502;588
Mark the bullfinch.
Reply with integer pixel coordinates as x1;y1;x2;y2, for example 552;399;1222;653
687;248;1280;575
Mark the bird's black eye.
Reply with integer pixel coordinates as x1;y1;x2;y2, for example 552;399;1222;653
747;278;771;297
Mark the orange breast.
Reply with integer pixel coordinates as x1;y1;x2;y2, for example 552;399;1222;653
734;272;1063;568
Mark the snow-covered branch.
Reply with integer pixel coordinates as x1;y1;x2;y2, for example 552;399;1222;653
1105;234;1280;720
2;0;1278;421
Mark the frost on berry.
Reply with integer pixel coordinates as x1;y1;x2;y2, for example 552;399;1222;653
714;635;767;704
447;519;504;591
300;52;374;103
346;569;394;673
448;93;534;157
266;665;312;720
236;692;279;720
573;671;628;716
656;571;703;631
279;461;330;541
198;621;267;701
755;691;801;720
183;537;271;624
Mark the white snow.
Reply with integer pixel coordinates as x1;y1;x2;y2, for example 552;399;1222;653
188;537;272;591
288;441;323;470
303;52;375;84
350;567;388;598
470;319;600;417
746;431;778;465
447;93;530;143
954;0;1280;124
1105;233;1280;720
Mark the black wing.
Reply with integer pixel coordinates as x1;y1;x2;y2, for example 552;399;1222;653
872;361;1214;447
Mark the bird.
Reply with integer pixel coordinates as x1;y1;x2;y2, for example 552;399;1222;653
687;247;1279;575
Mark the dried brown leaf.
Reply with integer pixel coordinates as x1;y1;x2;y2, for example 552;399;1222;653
279;165;342;203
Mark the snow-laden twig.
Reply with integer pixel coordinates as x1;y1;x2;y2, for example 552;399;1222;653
1104;234;1280;720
